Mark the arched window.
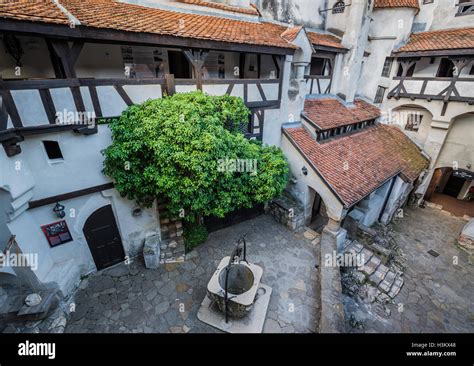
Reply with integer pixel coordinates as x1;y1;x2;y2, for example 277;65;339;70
332;1;345;14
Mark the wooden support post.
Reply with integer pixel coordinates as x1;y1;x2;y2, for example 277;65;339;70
183;49;208;91
257;54;261;79
239;53;246;79
165;74;176;96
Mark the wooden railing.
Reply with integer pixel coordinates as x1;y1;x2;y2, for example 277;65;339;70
387;75;474;115
0;76;282;154
305;75;332;94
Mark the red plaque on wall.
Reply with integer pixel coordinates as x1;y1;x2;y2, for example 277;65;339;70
41;220;73;247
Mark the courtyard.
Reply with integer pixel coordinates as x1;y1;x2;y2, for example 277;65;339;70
65;215;320;333
344;206;474;333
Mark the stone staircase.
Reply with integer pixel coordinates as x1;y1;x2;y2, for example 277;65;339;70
344;239;403;299
158;204;185;264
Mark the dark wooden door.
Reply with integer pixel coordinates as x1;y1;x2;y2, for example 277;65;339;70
83;205;125;271
443;174;465;198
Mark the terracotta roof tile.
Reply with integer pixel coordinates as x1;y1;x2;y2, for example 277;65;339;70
307;31;346;50
396;27;474;53
373;0;420;10
174;0;259;15
303;98;381;130
280;26;303;43
0;0;296;50
284;124;429;207
0;0;70;25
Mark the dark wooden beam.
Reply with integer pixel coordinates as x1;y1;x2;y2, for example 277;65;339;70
28;183;115;209
39;89;57;124
165;74;176;96
272;55;281;79
183;49;208;91
393;49;474;58
0;97;8;130
88;85;103;118
114;85;133;106
239;53;246;79
0;79;22;128
257;54;261;79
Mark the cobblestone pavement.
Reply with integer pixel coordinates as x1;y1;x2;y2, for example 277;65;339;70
65;215;320;333
345;206;474;333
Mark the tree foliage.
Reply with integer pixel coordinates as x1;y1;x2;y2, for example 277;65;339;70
103;91;289;222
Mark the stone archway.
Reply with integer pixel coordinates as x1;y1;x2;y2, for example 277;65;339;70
390;104;434;148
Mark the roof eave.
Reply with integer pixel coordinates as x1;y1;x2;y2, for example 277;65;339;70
0;18;296;55
392;49;474;58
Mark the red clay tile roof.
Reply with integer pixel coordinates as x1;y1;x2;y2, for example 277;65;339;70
395;27;474;53
280;26;303;43
302;98;381;130
284;124;429;207
307;31;346;50
0;0;70;25
373;0;420;10
174;0;259;16
0;0;296;50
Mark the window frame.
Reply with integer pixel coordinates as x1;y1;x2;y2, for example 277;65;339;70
456;0;474;16
381;57;394;78
374;86;387;104
42;140;64;161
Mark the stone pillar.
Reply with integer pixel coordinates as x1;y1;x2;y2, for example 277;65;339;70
319;219;346;333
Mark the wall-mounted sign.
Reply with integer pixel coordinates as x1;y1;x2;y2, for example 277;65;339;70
453;169;474;180
41;220;73;247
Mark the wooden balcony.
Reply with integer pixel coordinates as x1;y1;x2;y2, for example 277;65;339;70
387;75;474;115
0;75;282;155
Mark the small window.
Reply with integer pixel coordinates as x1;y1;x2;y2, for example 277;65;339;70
405;113;423;132
457;0;474;16
470;64;474;75
374;86;387;104
43;140;63;160
429;57;436;64
396;62;416;77
423;0;434;4
310;57;331;76
381;57;393;77
437;58;455;77
332;1;345;14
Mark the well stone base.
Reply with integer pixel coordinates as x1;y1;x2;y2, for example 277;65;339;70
197;283;272;333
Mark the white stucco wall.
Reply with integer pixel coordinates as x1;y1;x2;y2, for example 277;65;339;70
358;7;416;101
414;0;474;31
0;126;160;295
281;131;345;221
435;113;474;170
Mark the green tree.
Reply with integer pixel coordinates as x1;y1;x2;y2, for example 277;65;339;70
103;91;289;223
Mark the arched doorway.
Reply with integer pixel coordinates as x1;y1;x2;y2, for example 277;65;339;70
308;187;329;232
83;205;125;271
425;167;474;217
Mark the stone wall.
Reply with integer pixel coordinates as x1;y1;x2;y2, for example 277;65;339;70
157;202;185;263
266;194;305;231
